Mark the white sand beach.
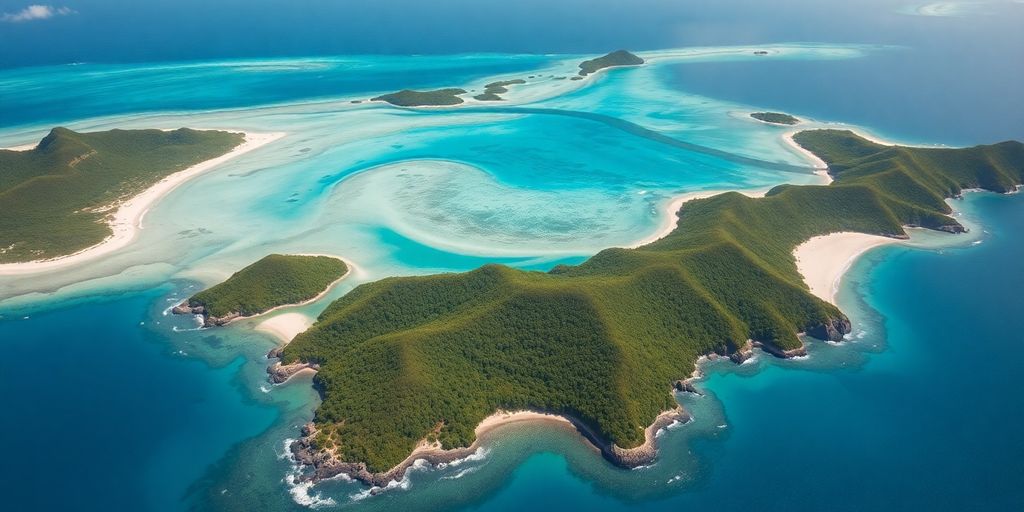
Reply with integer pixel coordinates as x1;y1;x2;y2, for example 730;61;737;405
783;130;830;181
1;142;39;151
623;188;768;249
0;131;285;276
794;232;900;304
256;313;313;343
252;256;361;342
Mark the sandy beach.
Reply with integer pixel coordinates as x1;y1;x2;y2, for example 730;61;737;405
215;256;359;338
624;188;768;249
783;130;831;183
0;131;285;276
256;313;314;343
1;142;39;151
794;232;901;304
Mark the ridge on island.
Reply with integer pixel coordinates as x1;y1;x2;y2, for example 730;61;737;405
371;88;468;107
174;254;348;327
0;127;244;263
751;112;800;125
280;129;1023;485
578;50;645;76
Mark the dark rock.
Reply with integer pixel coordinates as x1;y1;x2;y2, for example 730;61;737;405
674;380;703;395
806;316;852;342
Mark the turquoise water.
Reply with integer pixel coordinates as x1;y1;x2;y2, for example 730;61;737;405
2;2;1023;511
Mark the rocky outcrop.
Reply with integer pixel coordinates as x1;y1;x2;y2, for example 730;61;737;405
170;300;239;327
674;380;703;395
729;340;755;363
755;340;808;359
267;361;319;384
806;316;852;342
290;407;690;487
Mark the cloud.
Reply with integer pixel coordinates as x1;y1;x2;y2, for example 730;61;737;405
1;5;75;23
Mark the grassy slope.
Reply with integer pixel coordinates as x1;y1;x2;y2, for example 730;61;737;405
0;127;243;263
283;130;1023;472
189;254;348;318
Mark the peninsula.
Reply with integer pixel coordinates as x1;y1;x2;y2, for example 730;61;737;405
281;130;1023;485
0;127;245;264
174;254;348;327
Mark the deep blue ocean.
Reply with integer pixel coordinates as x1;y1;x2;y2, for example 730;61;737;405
1;1;1022;511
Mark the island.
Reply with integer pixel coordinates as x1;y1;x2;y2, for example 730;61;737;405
473;79;527;101
279;129;1023;485
173;254;348;327
0;127;244;263
578;50;645;76
751;112;800;125
371;88;468;107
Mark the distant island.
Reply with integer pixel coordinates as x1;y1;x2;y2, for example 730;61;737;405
0;127;244;263
473;79;527;101
578;50;645;76
751;112;800;125
174;254;348;327
370;51;645;108
371;88;467;107
280;129;1023;485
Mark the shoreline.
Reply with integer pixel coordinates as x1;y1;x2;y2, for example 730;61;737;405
782;130;831;183
623;188;769;249
253;256;363;344
292;406;689;488
794;232;902;305
185;256;356;330
0;130;286;276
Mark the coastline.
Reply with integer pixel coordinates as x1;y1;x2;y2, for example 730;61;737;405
186;256;357;330
292;406;689;488
623;188;769;249
0;131;286;276
794;232;902;305
782;130;830;182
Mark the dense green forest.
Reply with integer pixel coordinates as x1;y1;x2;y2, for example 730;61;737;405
0;127;243;263
473;79;527;101
371;88;468;106
578;50;644;76
751;112;799;125
282;130;1023;473
186;254;348;319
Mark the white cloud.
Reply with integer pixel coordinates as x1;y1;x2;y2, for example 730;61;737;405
1;5;76;23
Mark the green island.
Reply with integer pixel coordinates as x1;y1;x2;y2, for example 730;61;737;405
371;88;468;107
751;112;800;125
578;50;645;76
473;79;527;101
0;127;243;263
174;254;348;327
280;129;1023;484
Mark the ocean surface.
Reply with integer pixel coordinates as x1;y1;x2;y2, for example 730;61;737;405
1;1;1023;511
